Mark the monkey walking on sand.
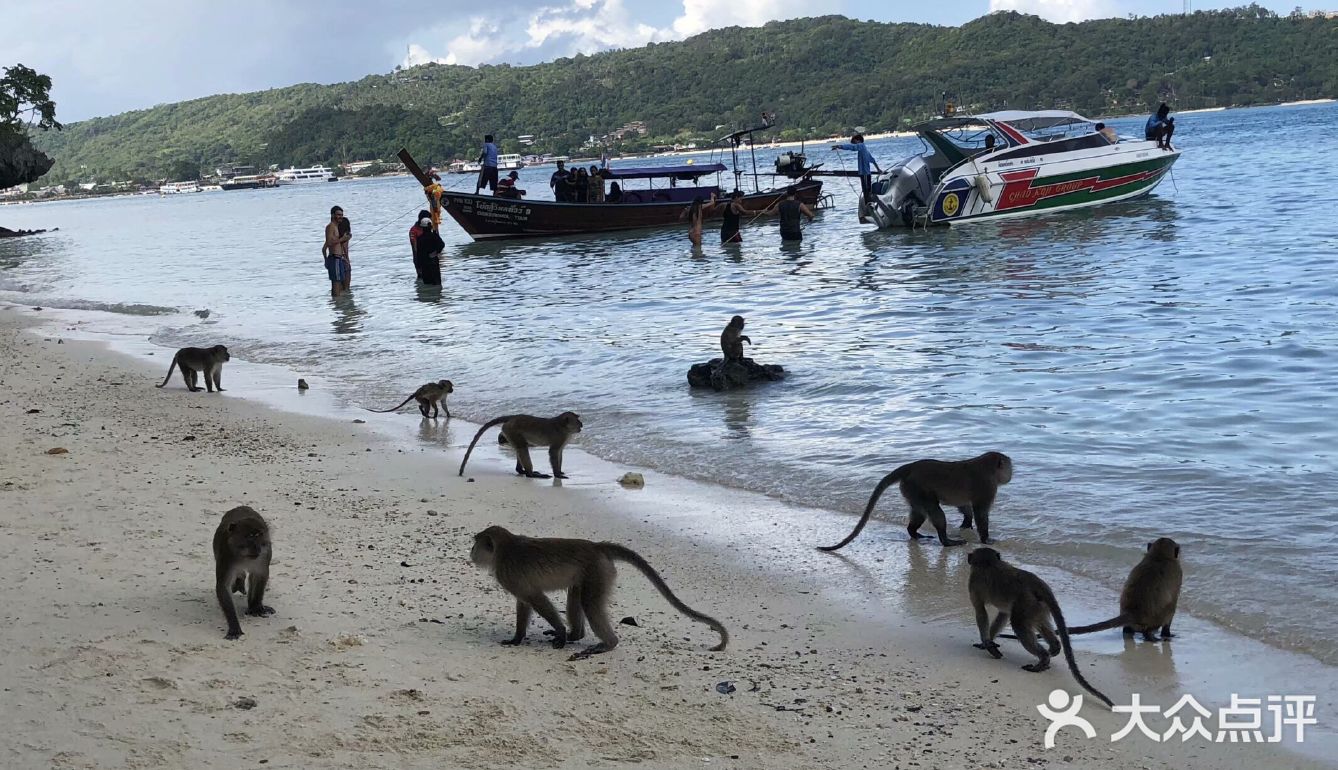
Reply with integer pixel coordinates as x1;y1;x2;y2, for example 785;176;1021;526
458;412;583;479
470;525;728;655
156;345;230;392
819;451;1013;550
967;547;1114;708
212;506;274;640
365;379;454;419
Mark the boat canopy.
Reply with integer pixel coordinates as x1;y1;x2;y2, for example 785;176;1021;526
602;163;726;181
913;110;1093;133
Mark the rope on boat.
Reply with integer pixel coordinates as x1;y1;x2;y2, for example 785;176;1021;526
349;201;426;246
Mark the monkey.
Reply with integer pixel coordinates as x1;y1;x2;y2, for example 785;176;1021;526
469;525;728;654
1066;538;1182;641
212;505;274;640
458;412;583;479
720;315;751;362
966;547;1114;708
156;345;230;392
366;379;454;419
819;451;1012;550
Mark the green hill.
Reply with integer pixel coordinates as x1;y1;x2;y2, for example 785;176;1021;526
31;6;1338;184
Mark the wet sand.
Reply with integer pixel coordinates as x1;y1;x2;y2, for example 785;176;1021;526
1;304;1332;769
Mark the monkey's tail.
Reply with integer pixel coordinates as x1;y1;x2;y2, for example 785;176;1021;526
365;394;417;413
817;465;908;551
601;543;729;651
458;416;513;476
1041;589;1115;709
1066;615;1129;636
155;354;179;388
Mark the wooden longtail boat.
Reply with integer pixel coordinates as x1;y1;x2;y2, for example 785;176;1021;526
397;149;821;241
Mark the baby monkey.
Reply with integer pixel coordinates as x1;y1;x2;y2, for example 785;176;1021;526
967;547;1113;708
367;379;454;419
212;505;274;640
470;525;728;654
1067;537;1182;641
156;345;230;392
720;315;752;362
458;412;583;479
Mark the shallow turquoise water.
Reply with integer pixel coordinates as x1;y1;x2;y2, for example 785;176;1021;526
4;104;1337;662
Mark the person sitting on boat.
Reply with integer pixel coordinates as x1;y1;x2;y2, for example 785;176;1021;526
1144;104;1175;150
708;190;746;244
1094;122;1119;144
606;181;623;203
831;134;882;205
496;171;526;199
587;165;605;203
975;134;997;156
550;161;571;202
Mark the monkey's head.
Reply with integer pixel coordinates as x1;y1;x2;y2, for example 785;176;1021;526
981;451;1013;485
438;380;454;393
1147;537;1180;560
558;411;583;435
226;515;269;560
470;525;513;571
967;547;1003;568
728;315;746;329
212;345;231;362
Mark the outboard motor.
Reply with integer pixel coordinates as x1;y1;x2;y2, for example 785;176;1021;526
868;156;933;229
774;151;809;177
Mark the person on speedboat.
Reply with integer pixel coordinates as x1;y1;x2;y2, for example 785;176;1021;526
1144;104;1175;150
1095;122;1119;144
831;134;882;205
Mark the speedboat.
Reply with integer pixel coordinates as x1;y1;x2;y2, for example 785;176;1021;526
867;110;1180;228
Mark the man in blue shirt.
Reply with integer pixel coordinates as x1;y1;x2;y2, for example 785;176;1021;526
1144;103;1175;150
475;134;500;193
549;160;570;202
832;134;882;206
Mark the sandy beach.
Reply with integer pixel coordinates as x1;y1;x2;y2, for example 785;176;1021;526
1;303;1332;770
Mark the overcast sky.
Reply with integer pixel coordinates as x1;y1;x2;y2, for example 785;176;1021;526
1;0;1297;122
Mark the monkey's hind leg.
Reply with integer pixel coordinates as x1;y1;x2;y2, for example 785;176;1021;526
1013;620;1052;673
525;594;567;648
1039;623;1062;656
907;507;935;542
1159;623;1175;639
571;572;619;658
245;571;274;617
184;367;201;392
418;399;431;419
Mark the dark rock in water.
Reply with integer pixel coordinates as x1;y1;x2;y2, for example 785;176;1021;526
687;357;785;391
0;227;50;239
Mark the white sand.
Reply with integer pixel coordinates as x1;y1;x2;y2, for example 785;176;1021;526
1;305;1331;769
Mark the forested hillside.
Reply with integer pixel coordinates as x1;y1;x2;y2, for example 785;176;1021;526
31;6;1338;184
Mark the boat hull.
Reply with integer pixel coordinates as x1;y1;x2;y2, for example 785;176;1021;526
440;183;823;240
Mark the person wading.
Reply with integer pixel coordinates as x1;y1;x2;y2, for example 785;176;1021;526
765;186;815;243
322;205;351;297
414;216;444;286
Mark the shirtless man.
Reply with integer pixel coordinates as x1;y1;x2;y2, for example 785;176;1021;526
322;205;351;297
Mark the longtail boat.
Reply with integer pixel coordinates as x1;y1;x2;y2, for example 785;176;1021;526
397;114;823;241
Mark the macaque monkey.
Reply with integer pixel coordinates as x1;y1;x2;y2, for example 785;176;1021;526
720;315;751;362
458;412;583;479
1068;538;1182;641
156;345;230;392
367;379;454;418
212;506;274;640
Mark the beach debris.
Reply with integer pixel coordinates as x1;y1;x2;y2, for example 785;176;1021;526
687;357;785;391
45;447;68;455
619;616;639;627
33;306;42;311
352;418;366;424
141;676;177;690
25;409;40;414
715;681;737;695
426;509;439;516
400;561;412;567
332;633;365;648
183;435;196;441
617;472;645;489
232;696;258;710
194;309;211;319
297;379;309;390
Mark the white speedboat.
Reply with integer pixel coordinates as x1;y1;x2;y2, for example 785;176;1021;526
867;110;1180;228
275;166;338;184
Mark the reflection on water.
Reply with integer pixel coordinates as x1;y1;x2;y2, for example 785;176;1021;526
2;104;1337;665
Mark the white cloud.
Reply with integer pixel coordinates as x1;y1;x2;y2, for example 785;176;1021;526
405;0;841;69
987;0;1113;23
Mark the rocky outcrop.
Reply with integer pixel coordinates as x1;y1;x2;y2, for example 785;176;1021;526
0;133;54;190
0;226;52;239
687;357;785;391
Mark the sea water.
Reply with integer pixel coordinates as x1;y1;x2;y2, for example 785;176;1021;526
3;104;1336;664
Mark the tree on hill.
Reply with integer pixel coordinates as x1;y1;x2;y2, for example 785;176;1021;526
1;64;61;189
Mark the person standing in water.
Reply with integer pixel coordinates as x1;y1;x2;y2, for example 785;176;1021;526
321;205;351;297
708;190;746;244
681;197;706;247
414;216;445;286
832;133;882;206
408;209;430;281
764;186;815;242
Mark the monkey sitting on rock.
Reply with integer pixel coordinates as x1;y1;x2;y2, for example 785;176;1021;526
687;315;784;390
470;525;728;654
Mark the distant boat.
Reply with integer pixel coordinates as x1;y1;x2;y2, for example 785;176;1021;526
200;184;224;192
220;174;278;191
159;181;201;194
275;166;337;184
498;154;524;171
867;110;1180;228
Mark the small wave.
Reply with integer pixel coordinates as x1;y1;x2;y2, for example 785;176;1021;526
0;294;179;316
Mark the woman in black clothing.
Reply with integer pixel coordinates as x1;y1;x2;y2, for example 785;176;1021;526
414;217;445;286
